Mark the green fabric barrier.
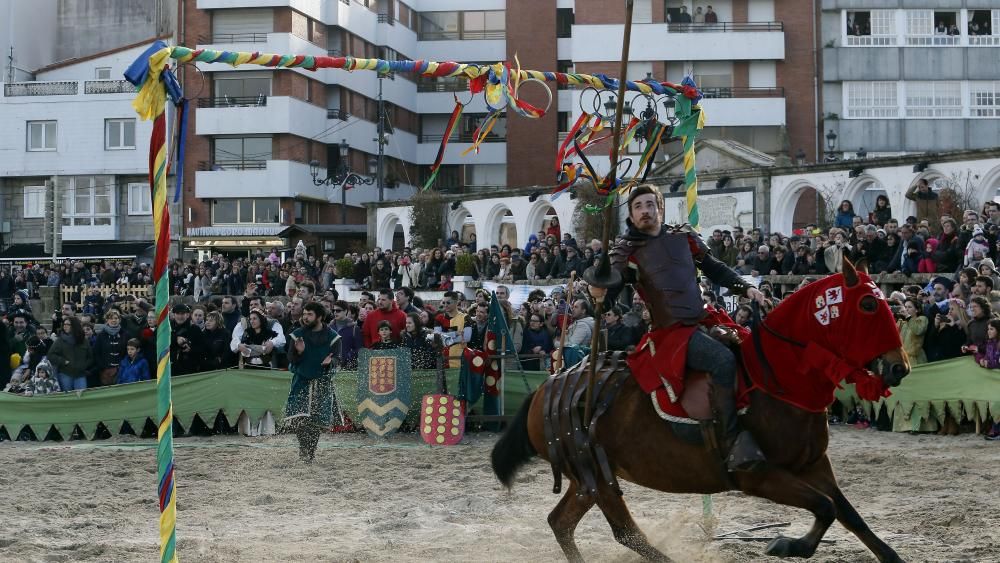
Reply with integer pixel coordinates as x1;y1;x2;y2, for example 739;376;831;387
832;356;1000;432
7;356;994;440
0;368;550;440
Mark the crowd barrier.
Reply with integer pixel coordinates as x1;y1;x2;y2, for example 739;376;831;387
2;356;998;441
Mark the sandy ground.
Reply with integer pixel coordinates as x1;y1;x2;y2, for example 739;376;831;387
0;425;998;563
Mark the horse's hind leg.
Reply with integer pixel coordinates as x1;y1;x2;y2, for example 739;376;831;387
548;480;596;563
595;485;673;562
737;468;836;559
806;457;904;563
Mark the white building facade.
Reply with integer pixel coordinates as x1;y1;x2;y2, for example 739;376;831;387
0;39;180;261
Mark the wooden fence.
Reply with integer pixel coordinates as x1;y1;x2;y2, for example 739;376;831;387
60;284;153;312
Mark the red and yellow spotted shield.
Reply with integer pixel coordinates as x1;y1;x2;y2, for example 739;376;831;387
419;394;465;446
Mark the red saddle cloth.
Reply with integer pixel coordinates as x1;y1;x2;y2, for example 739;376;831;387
628;306;750;421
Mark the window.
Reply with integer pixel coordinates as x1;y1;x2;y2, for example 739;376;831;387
105;118;136;150
969;10;999;45
905;10;934;45
556;8;574;38
462;10;505;39
846;10;896;45
213;74;271;105
211;199;280;225
212;136;272;169
418;12;459;40
905;81;961;117
845;82;898;118
57;176;115;227
417;10;504;40
127;183;152;215
27;121;56;151
95;67;112;79
23;186;46;218
971;82;1000;117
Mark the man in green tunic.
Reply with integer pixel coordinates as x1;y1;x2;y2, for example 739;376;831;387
283;302;342;462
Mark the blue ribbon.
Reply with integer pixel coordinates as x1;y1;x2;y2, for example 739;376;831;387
173;99;189;203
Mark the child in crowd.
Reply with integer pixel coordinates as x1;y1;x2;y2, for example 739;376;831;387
918;239;938;273
974;319;1000;369
26;360;60;396
116;338;151;384
370;321;398;350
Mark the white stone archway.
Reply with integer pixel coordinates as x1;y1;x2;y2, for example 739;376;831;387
377;212;410;250
772;179;822;235
843;174;887;223
523;199;559;245
447;205;477;245
480;203;515;249
974;163;1000;210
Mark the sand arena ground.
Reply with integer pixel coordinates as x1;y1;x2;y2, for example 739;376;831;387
0;426;998;562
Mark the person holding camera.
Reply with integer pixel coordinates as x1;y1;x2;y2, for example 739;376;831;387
925;298;968;362
896;298;928;365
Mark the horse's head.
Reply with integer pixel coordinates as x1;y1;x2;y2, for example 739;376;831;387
766;256;910;388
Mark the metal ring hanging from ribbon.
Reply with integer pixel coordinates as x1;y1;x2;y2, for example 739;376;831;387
513;76;554;116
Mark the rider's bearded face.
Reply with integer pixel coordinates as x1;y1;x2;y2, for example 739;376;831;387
630;194;661;234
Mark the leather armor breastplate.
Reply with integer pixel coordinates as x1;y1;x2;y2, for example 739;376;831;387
630;232;706;329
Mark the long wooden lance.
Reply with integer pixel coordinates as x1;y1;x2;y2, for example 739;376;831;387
582;0;633;422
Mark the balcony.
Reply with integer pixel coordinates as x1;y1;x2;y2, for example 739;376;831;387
197;95;267;108
377;13;394;25
195;159;325;200
3;81;78;96
666;22;783;32
416;138;505;165
700;87;784;99
570;23;784;61
698;96;786;126
84;80;137;94
418;132;505;144
327;108;350;120
199;32;268;43
416;79;469;93
195;96;327;138
199;160;267;171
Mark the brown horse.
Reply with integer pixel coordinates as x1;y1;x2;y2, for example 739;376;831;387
491;259;910;562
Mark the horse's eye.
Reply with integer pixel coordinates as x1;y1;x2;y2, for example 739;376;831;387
859;295;878;314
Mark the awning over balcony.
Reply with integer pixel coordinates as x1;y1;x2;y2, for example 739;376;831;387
0;242;153;263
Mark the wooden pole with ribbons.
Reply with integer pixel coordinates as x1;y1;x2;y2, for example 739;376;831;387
124;41;180;563
582;0;632;421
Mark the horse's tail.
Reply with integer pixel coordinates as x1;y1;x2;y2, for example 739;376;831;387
491;389;537;488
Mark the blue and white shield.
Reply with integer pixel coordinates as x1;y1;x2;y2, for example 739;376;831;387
357;348;412;438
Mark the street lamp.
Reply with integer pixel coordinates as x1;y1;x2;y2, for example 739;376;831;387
309;139;375;224
825;129;839;162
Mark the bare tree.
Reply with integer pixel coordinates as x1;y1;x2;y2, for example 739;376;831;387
814;180;847;231
935;170;980;221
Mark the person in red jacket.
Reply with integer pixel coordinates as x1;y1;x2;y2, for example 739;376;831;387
362;288;407;348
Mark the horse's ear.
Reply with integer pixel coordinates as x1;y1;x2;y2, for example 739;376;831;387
855;257;870;275
842;256;859;287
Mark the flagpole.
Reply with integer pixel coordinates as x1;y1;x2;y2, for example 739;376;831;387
583;0;633;422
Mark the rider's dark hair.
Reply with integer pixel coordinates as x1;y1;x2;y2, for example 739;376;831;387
627;184;665;218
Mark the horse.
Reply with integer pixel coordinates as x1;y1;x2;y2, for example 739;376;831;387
491;258;911;562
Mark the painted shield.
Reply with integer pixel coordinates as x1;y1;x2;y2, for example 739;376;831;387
357;348;412;438
419;394;466;446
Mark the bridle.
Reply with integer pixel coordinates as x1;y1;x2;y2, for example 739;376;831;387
750;301;803;395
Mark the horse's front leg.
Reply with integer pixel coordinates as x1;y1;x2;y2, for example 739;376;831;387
736;467;836;558
805;456;904;563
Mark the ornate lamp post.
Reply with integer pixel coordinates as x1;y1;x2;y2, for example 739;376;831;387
309;139;376;224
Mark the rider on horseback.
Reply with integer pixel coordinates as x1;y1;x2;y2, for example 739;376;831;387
606;184;768;472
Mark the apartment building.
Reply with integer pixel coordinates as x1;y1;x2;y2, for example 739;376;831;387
822;2;1000;157
0;39;181;264
180;0;815;253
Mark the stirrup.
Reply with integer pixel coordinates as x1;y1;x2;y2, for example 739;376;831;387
726;430;766;472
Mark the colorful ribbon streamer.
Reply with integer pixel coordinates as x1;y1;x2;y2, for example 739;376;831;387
124;39;178;563
423;97;464;191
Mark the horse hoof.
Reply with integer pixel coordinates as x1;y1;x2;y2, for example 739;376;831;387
765;537;794;558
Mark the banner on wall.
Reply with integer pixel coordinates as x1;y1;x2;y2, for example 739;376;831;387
480;281;564;308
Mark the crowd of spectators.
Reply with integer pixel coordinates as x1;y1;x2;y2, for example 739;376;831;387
2;190;1000;437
